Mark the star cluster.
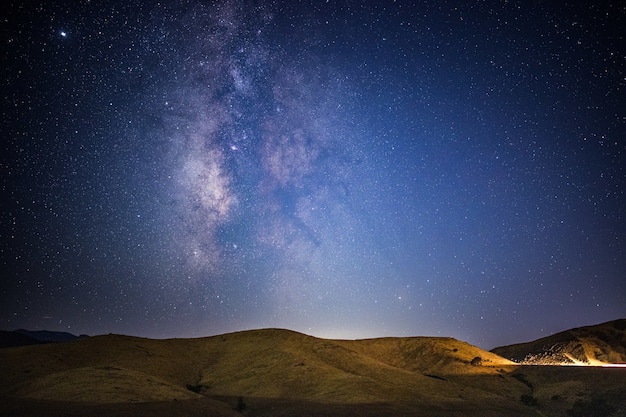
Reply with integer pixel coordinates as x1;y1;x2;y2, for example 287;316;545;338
2;0;624;348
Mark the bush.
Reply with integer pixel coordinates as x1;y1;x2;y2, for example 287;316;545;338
520;394;538;406
470;356;482;366
186;384;204;393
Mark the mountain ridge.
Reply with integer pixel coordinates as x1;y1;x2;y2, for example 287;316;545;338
0;329;86;348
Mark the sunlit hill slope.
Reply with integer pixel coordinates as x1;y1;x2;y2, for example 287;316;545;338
492;319;626;366
1;327;625;416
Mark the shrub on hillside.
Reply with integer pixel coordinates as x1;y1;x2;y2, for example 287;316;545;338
520;394;538;406
186;384;205;393
470;356;482;366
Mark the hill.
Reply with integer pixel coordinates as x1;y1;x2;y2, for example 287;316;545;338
13;329;86;343
492;319;626;365
0;330;43;349
0;329;85;348
0;328;624;416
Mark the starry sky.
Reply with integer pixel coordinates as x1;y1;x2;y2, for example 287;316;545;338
2;0;624;349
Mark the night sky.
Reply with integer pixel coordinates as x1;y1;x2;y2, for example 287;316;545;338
2;0;624;349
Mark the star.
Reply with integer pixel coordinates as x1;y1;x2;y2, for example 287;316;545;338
1;0;624;350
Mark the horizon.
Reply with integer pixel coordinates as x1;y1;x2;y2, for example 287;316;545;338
5;317;625;351
2;1;624;352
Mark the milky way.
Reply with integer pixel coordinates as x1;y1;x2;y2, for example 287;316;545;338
2;0;625;348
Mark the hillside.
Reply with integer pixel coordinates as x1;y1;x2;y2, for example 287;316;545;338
492;319;626;365
12;329;86;343
0;330;43;349
0;328;624;416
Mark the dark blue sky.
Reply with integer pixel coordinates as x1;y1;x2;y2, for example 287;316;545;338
2;0;624;349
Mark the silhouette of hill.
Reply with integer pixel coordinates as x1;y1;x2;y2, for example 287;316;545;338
0;327;624;416
0;329;85;349
492;319;626;365
13;329;86;343
0;331;43;348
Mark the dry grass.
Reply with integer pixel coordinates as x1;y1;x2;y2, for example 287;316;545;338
20;366;200;403
1;328;624;417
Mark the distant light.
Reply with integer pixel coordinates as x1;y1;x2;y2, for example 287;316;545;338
602;364;626;368
60;30;68;38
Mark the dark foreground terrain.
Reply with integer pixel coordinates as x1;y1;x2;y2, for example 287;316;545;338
1;326;625;416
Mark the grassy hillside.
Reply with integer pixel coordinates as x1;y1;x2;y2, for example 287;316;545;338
0;328;624;416
492;319;626;365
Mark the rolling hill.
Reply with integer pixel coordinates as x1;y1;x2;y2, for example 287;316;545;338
0;327;624;416
492;319;626;365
